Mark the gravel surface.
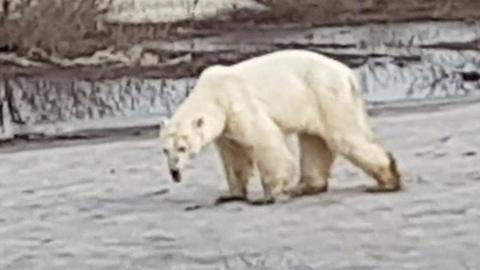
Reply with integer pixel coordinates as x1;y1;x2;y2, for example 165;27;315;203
1;102;480;270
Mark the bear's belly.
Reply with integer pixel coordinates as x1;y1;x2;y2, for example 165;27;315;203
269;105;324;136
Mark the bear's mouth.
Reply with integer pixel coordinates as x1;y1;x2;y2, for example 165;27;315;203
170;169;182;183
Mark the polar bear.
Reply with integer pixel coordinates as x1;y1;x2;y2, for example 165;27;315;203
159;49;402;205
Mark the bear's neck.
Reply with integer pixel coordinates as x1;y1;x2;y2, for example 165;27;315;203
199;102;226;146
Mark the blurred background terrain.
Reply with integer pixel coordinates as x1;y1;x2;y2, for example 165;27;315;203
1;0;480;72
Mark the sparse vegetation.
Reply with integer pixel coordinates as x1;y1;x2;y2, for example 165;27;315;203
0;0;114;58
0;0;479;62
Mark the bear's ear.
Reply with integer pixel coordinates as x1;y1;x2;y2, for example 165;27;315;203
158;118;169;137
193;116;204;129
159;117;169;129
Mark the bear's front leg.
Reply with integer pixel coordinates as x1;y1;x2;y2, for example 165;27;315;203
215;139;253;205
250;133;295;206
247;175;292;206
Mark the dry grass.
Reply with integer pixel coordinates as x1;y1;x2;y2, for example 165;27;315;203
0;0;174;59
1;0;480;60
0;0;112;58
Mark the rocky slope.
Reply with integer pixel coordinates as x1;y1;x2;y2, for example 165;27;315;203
1;1;479;141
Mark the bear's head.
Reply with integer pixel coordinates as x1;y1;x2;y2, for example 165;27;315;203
159;115;205;183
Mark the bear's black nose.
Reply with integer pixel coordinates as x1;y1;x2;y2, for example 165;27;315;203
170;169;181;183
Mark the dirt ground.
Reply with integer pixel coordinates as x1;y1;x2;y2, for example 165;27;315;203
1;100;480;269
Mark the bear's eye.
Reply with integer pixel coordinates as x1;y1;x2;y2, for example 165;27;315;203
177;146;187;153
163;149;169;154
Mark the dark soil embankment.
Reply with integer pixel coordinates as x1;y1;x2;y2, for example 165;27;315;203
1;1;480;142
245;0;480;26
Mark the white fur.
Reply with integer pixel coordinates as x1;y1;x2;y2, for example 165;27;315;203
160;49;399;203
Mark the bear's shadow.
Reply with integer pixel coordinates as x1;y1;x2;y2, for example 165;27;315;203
183;184;400;211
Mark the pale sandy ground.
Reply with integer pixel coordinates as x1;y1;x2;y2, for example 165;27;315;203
0;101;480;270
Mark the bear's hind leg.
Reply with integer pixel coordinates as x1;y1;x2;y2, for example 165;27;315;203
286;133;335;197
334;135;402;192
215;139;253;205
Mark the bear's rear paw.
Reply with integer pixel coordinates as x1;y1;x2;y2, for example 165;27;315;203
365;184;402;193
214;195;247;205
285;183;328;197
